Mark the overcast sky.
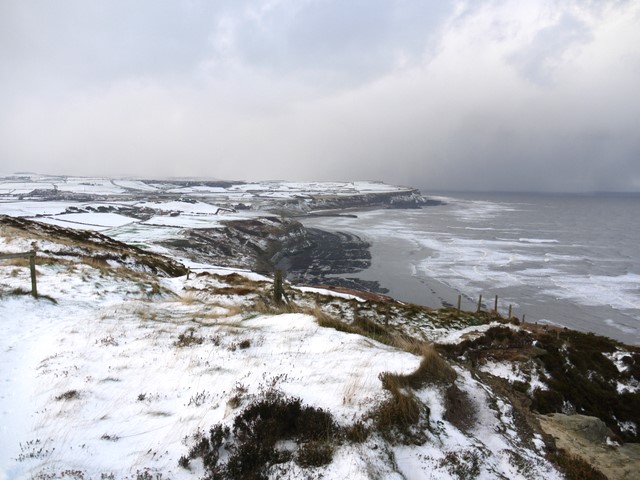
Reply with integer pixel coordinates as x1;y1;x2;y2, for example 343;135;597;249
1;0;639;192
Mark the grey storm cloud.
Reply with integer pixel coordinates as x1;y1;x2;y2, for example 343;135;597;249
508;12;593;87
1;0;639;192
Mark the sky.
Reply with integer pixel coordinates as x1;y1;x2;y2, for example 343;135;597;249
1;0;639;192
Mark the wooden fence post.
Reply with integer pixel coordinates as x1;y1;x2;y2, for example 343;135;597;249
494;295;498;313
508;304;512;319
477;294;482;312
273;269;283;304
457;294;461;313
29;252;37;298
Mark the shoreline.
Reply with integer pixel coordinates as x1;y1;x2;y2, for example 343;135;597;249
298;205;640;346
286;209;465;310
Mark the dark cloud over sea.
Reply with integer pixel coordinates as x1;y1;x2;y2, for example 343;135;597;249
1;0;639;192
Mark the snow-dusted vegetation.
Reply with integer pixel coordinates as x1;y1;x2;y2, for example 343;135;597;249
1;220;563;480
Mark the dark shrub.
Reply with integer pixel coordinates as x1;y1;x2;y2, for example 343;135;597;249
296;441;334;468
181;392;338;479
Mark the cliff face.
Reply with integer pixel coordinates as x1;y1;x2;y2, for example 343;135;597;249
539;414;640;480
157;216;313;273
300;189;435;211
154;215;385;294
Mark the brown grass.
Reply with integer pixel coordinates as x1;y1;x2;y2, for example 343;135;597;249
391;336;433;357
373;377;425;443
353;315;391;339
253;299;303;315
344;421;370;443
1;258;29;267
380;347;457;391
409;347;458;387
312;308;403;348
81;256;111;270
371;347;457;444
211;286;255;296
219;304;246;318
185;302;246;323
311;307;360;334
179;291;200;304
211;272;264;288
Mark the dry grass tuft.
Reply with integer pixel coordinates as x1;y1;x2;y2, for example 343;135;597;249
372;347;458;443
342;372;366;406
375;388;422;431
211;286;255;296
212;272;263;288
222;304;246;317
1;258;29;267
391;336;433;356
344;421;370;443
227;383;248;410
352;315;391;339
81;256;111;270
3;287;32;297
312;308;399;347
179;291;200;304
135;308;158;322
408;347;458;388
372;374;428;445
253;299;302;315
310;307;360;334
380;347;457;391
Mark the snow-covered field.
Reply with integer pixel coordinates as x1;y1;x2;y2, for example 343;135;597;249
0;220;563;479
0;175;423;240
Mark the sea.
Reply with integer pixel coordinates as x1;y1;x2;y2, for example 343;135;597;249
301;192;640;346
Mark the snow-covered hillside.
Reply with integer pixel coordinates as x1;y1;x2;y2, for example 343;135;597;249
0;174;430;293
0;175;428;219
0;216;568;480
